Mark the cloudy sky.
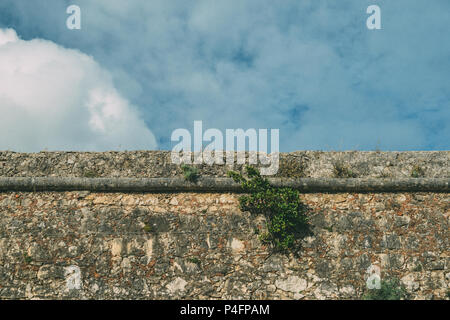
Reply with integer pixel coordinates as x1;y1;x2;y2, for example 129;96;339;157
0;0;448;152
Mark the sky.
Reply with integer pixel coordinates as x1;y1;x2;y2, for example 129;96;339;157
0;0;448;152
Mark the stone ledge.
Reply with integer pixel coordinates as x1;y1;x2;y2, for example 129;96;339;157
0;177;448;193
1;151;449;179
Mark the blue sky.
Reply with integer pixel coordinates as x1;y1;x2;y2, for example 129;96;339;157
0;0;449;151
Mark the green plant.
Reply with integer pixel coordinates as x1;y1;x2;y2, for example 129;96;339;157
333;160;357;178
228;166;310;252
410;165;425;178
23;253;32;264
181;164;199;183
363;277;409;300
83;169;98;178
412;264;423;272
188;257;201;265
143;224;153;233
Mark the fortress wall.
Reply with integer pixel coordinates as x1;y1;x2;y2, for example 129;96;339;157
0;190;448;300
0;151;448;300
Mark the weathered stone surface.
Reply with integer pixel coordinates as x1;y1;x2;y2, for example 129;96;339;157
1;176;447;193
275;276;308;293
0;191;448;299
0;149;448;300
0;151;448;178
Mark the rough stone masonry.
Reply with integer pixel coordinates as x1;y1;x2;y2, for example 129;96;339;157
0;151;448;300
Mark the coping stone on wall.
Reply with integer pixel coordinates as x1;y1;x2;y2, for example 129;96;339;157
0;177;448;193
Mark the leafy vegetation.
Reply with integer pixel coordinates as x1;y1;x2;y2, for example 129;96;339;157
333;160;358;178
412;264;423;272
181;164;200;183
228;166;310;252
82;169;98;178
188;257;201;265
410;165;425;178
363;277;409;300
23;252;32;265
143;223;153;233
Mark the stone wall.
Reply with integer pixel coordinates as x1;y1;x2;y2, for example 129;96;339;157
1;151;448;178
0;191;448;300
0;151;448;300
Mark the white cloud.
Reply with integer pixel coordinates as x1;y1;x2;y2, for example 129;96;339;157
0;1;449;151
0;28;18;45
0;28;157;152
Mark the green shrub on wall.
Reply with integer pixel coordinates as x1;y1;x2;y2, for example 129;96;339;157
363;278;409;300
181;164;200;183
228;166;310;252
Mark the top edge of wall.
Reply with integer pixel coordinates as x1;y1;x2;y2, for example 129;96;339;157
0;151;448;179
